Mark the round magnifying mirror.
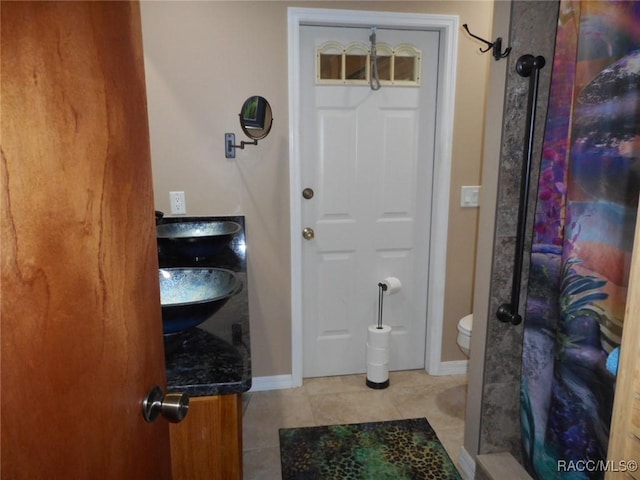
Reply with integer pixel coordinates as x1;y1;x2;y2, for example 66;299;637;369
239;96;273;140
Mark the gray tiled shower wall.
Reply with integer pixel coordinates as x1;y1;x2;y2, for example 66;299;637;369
479;0;560;458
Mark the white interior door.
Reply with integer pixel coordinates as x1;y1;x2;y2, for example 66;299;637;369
301;25;439;377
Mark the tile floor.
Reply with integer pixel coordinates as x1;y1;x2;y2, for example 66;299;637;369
242;370;467;479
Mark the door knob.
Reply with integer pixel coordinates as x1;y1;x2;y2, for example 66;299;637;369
142;385;189;423
302;188;314;199
302;227;315;240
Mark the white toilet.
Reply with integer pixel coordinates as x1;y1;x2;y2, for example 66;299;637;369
457;314;473;357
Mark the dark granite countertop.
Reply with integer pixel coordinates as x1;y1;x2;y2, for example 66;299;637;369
159;215;251;397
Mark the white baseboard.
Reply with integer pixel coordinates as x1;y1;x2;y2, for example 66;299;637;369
429;359;468;376
250;362;467;392
249;374;295;392
459;446;476;480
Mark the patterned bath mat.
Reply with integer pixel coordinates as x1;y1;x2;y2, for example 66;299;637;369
279;417;462;479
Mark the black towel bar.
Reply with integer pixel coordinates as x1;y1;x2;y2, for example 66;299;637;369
497;54;546;326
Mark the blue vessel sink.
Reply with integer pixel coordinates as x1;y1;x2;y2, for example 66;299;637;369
157;220;241;261
159;267;240;334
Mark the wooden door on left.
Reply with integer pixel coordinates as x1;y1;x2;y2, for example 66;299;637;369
1;2;172;478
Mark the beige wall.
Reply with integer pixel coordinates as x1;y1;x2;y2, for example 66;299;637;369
141;1;493;377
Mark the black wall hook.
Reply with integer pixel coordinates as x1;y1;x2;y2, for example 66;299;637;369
463;24;511;61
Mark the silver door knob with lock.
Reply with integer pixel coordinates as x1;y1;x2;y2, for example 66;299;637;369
142;385;189;423
302;227;315;240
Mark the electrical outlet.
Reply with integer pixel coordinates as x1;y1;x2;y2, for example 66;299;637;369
169;191;186;215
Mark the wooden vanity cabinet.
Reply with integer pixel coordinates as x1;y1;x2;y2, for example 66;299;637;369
169;393;243;480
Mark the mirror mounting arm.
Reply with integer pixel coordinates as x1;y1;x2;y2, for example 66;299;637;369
225;133;258;159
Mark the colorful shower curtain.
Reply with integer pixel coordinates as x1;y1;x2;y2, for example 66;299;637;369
522;1;640;478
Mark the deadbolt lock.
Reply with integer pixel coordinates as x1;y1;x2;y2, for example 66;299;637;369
302;188;314;199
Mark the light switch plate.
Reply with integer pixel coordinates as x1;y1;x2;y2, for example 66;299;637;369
461;186;480;208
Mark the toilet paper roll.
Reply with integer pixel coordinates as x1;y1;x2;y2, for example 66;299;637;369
381;277;402;295
368;324;391;349
366;343;390;365
366;362;389;383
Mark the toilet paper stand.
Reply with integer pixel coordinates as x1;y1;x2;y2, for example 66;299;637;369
366;281;393;389
376;282;387;329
